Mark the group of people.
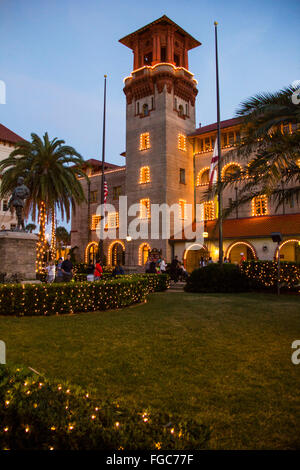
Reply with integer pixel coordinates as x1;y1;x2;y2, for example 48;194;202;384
169;256;188;282
145;256;167;274
45;254;73;283
45;255;126;284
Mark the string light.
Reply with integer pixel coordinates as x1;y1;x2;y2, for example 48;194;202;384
36;201;47;274
139;166;151;184
178;133;187;151
139;132;150;150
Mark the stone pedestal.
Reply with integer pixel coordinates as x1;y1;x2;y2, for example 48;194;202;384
0;231;38;281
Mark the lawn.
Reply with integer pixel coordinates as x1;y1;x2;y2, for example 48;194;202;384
1;291;299;449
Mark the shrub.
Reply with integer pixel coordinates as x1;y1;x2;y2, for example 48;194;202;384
0;278;149;316
185;263;250;293
0;274;169;316
0;365;210;450
240;261;300;291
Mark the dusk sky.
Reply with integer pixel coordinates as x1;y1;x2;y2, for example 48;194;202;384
1;0;300;229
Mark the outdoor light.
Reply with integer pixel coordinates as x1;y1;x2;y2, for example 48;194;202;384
203;231;208;238
126;236;132;242
271;232;282;296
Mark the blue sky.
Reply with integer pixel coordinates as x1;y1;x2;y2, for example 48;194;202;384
1;0;300;229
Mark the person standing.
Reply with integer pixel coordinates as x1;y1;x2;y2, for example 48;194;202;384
46;260;56;283
159;257;167;273
61;254;73;282
94;260;103;280
86;261;95;282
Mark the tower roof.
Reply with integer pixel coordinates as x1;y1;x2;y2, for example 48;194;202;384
119;15;201;50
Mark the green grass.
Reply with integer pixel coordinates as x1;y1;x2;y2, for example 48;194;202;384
1;292;300;449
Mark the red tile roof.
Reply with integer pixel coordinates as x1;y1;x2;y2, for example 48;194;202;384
207;213;300;239
81;159;123;170
170;213;300;241
188;117;243;137
0;123;25;144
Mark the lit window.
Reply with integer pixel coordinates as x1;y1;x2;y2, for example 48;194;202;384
222;163;242;180
203;201;215;221
252;195;267;217
91;215;101;230
196;168;210;186
178;134;187;151
179;199;187;220
106;212;119;229
139;166;151;184
140;132;150;150
140;198;150;219
90;190;98;203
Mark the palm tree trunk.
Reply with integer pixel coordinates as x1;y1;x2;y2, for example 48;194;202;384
36;201;46;275
50;207;56;260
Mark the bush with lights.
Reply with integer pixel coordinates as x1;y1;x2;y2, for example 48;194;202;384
0;365;210;450
240;261;300;291
185;263;251;293
0;278;149;316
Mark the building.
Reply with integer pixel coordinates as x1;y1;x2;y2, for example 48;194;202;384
71;15;300;270
0;123;22;230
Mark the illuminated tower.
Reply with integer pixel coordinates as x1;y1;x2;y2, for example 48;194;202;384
119;16;201;265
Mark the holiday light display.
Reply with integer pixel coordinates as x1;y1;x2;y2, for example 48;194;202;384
36;202;47;274
139;132;150;151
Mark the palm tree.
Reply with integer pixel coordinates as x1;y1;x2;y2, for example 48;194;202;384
0;132;87;273
207;85;300;214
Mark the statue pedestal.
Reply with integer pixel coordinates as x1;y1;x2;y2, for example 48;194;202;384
0;231;38;281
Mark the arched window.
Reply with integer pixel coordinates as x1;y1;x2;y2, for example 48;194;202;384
196;168;210;186
222;163;242;180
139;166;151;184
138;243;151;266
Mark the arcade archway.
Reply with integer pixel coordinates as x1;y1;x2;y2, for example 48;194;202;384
274;239;300;262
184;243;209;272
108;240;125;266
226;241;257;263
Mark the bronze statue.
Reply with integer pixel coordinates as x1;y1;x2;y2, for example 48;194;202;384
8;177;30;231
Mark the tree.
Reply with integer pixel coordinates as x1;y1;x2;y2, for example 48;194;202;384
207;85;300;215
25;223;36;233
56;226;70;245
0;132;87;273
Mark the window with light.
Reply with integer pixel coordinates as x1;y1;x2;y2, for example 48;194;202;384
178;134;187;151
140;198;150;219
252;196;267;216
139;166;151;184
140;132;150;150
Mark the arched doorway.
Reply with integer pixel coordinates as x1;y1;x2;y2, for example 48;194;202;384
138;243;151;266
275;239;300;262
184;243;209;272
226;241;257;264
85;242;98;264
108;241;125;266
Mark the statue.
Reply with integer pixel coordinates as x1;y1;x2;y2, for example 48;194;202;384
8;177;30;231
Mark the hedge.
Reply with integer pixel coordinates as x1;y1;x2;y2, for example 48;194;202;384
185;263;251;293
0;274;169;316
240;261;300;291
0;278;148;316
0;365;210;450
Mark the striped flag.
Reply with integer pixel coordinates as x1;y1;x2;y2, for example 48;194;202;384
209;137;218;188
103;179;108;204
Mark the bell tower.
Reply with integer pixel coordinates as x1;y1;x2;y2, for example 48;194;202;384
119;16;201;265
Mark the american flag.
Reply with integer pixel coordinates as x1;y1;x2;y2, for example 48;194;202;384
209;137;218;188
103;179;108;204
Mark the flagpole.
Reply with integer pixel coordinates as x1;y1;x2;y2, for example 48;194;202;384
98;74;107;265
214;21;223;265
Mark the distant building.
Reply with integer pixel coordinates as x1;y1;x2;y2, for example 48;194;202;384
0;123;22;230
71;15;300;269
